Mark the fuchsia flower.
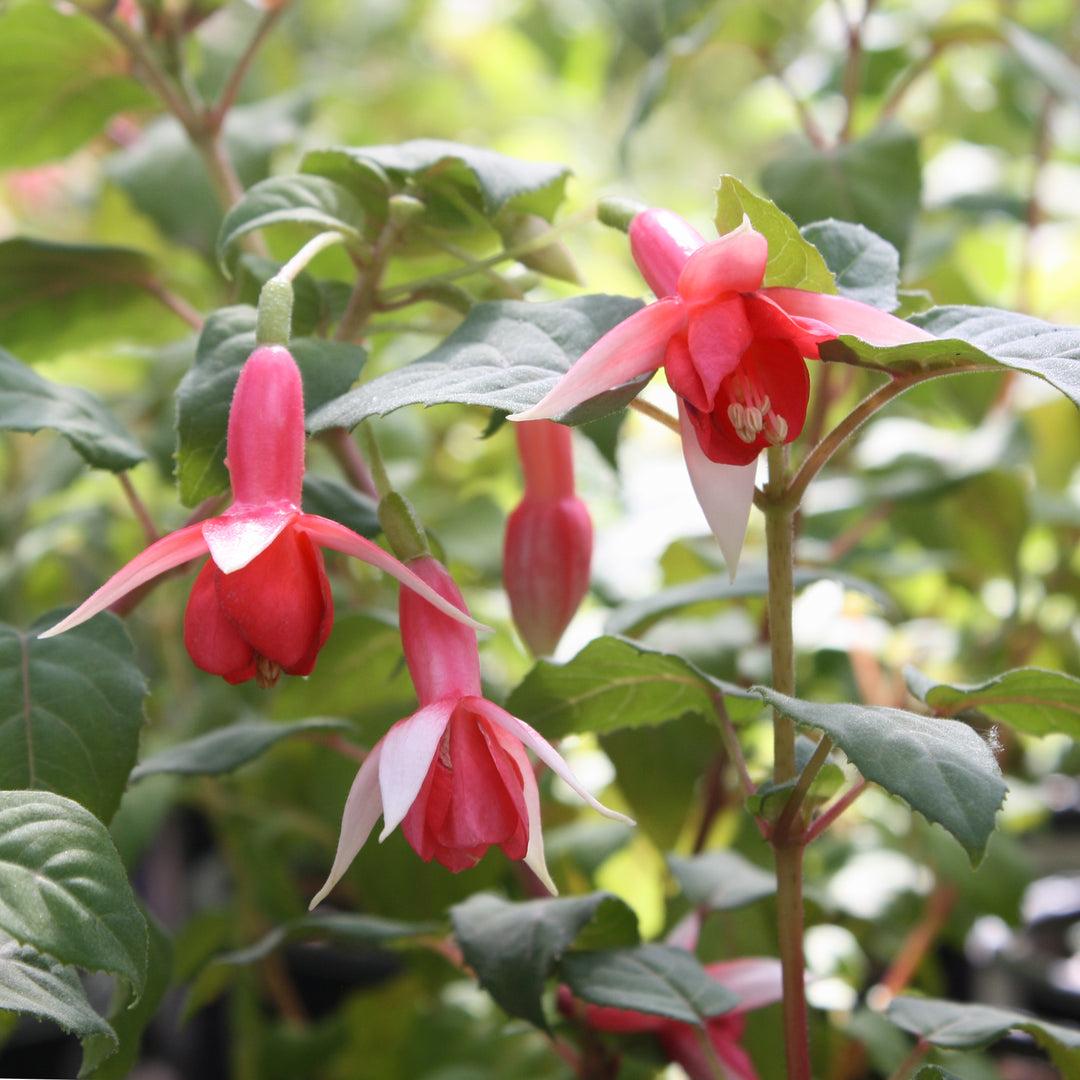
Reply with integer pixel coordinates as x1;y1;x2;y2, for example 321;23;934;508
560;957;783;1080
503;419;593;656
512;208;933;571
40;345;481;687
310;554;631;905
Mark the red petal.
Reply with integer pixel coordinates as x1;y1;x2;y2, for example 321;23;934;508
183;558;256;683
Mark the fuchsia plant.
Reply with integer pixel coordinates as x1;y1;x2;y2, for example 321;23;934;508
513;209;933;571
41;344;481;687
311;553;631;904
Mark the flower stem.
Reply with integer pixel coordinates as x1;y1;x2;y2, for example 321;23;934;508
629;397;680;433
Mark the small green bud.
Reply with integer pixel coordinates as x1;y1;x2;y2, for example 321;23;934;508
388;194;426;226
597;196;647;234
256;277;294;347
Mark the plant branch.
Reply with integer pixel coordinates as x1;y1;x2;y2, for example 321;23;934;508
774;735;834;844
806;779;868;843
629;396;679;433
117;471;160;545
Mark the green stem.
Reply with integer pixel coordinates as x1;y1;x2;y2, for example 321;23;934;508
884;1039;931;1080
774;736;834;844
774;840;811;1080
275;231;350;285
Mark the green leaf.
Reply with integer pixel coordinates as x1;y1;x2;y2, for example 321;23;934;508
906;666;1080;741
0;791;147;994
822;305;1080;411
0;2;154;169
301;138;571;231
755;689;1006;863
217;175;366;271
760;125;922;253
715;175;835;293
667;851;776;910
450;891;638;1032
912;1069;967;1080
559;944;739;1024
306;295;644;431
80;911;172;1079
0;345;146;471
0;239;189;363
507;636;758;741
800;220;900;311
131;718;351;782
301;476;381;539
888;996;1080;1073
218;913;441;967
0;613;148;824
0;932;115;1057
175;306;366;505
1003;21;1080;105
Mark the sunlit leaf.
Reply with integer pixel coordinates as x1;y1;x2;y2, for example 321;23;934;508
306;296;644;431
0;345;145;471
0;613;147;824
757;689;1005;863
560;944;739;1024
450;892;638;1032
0;792;147;994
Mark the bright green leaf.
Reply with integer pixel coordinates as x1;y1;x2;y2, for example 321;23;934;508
668;851;777;910
0;792;147;994
508;636;758;740
306;295;644;431
0;2;154;169
715;175;835;293
217;175;365;271
175;305;365;505
450;891;638;1032
0;345;146;471
0;613;147;824
559;944;739;1024
756;689;1006;863
801;220;900;310
906;666;1080;741
130;718;351;783
760;125;922;253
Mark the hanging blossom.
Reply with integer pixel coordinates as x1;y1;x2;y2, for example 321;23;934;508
511;208;933;572
310;554;631;905
559;957;783;1080
41;345;481;687
503;419;593;656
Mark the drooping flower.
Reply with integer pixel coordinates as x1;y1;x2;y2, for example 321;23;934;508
559;957;783;1080
310;554;631;904
511;208;933;572
40;345;481;687
503;419;593;656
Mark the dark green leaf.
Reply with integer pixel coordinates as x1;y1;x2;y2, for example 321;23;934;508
888;996;1080;1071
81;911;172;1079
450;891;637;1032
0;932;115;1056
175;306;365;505
301;138;571;231
306;295;643;431
912;1069;967;1080
715;175;835;293
0;345;146;471
508;636;757;741
217;175;366;270
668;851;776;910
756;689;1006;863
761;125;922;253
0;792;147;994
218;913;441;967
801;220;900;310
559;944;739;1024
0;2;154;169
0;613;147;824
302;476;381;539
0;239;189;363
906;666;1080;741
131;718;351;782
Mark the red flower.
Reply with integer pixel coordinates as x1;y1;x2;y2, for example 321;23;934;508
503;419;593;656
310;555;631;904
41;346;480;686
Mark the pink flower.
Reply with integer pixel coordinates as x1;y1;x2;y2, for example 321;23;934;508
512;208;932;571
40;345;481;687
310;555;631;904
503;420;593;656
560;957;783;1080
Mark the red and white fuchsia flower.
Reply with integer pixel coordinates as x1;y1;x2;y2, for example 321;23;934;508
41;345;480;687
503;419;593;656
310;554;631;905
512;208;933;572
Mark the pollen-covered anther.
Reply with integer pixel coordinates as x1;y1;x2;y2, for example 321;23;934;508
728;401;766;444
765;411;789;445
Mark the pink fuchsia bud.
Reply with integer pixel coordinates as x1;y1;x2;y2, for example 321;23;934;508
629;207;707;299
503;420;593;656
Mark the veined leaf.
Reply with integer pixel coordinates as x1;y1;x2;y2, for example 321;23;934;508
801;219;900;311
